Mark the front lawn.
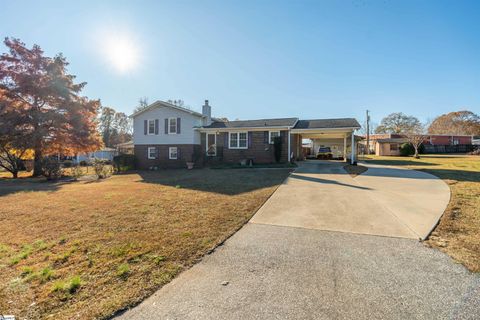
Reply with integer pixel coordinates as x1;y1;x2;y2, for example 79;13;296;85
0;168;291;319
361;155;480;272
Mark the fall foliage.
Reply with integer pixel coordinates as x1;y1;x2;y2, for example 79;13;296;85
428;110;480;136
0;37;102;176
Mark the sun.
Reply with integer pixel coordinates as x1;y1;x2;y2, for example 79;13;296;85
103;35;139;73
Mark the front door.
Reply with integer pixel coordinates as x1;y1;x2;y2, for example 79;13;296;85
206;133;216;156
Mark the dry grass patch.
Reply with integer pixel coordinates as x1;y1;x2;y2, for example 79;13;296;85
0;168;291;319
362;155;480;272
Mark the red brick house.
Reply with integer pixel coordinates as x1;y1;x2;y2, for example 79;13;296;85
132;100;361;168
363;133;474;156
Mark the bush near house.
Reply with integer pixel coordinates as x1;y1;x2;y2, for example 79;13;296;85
399;142;425;156
113;154;137;172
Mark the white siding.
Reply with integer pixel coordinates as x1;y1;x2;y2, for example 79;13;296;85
133;106;203;145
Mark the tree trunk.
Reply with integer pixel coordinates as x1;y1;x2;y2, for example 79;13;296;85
12;171;18;179
33;148;43;177
413;146;420;159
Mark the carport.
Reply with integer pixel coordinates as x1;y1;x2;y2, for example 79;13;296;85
290;119;361;164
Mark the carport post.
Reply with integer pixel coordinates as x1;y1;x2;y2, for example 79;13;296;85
287;130;291;162
343;134;347;162
351;131;355;164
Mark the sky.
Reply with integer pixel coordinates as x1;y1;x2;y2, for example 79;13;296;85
1;0;479;126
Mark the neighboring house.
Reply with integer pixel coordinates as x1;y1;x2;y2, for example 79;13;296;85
116;141;134;155
363;134;475;156
132;100;361;169
74;148;118;163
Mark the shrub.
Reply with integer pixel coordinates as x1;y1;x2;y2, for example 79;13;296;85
93;159;112;179
113;154;136;172
79;160;88;166
399;143;425;156
71;165;83;180
273;136;282;163
62;160;73;168
41;157;62;180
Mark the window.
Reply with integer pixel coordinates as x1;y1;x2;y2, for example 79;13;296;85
168;118;177;134
269;131;280;144
148;147;156;159
229;132;248;149
390;143;399;151
169;147;178;159
148;119;155;135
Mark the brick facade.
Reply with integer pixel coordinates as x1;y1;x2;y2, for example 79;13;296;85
134;144;201;169
201;131;289;165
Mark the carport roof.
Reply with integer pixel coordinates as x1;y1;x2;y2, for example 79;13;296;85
293;118;361;130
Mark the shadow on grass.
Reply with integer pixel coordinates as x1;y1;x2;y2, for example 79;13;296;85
362;159;439;167
138;168;292;195
0;179;63;197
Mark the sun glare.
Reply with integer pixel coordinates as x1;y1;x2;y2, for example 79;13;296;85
102;34;139;73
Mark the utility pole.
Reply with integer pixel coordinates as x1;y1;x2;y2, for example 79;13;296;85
366;110;370;155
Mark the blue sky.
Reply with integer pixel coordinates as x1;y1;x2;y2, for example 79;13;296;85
1;0;479;125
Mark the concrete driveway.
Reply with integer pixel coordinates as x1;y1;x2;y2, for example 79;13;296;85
251;161;450;239
116;162;479;320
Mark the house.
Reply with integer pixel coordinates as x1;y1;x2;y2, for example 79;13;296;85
363;133;475;156
74;148;118;164
132;100;361;169
116;141;134;155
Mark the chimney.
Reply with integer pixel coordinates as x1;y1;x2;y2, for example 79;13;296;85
202;99;212;126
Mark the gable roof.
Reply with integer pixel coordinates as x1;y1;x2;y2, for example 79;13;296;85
131;100;205;118
293;118;361;129
202;118;299;129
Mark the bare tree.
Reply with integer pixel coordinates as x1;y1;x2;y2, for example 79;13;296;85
405;122;428;159
133;97;149;114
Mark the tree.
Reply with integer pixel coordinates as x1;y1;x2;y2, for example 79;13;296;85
99;107;132;147
375;112;421;134
428;110;480;135
404;122;428;159
133;96;149;114
99;106;116;147
0;37;102;176
0;94;35;177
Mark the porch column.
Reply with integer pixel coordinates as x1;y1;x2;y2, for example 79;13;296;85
351;130;355;164
343;134;347;162
287;130;291;162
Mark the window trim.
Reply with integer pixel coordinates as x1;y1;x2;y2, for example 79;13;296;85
147;119;155;135
169;147;178;160
229;132;248;149
168;117;177;134
268;131;281;144
147;147;156;159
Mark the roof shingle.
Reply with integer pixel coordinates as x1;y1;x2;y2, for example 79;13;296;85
293;118;361;129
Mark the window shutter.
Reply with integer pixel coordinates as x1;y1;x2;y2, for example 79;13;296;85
264;131;269;144
146;148;149;158
155;147;159;159
155;119;159;135
248;132;253;148
144;120;147;135
177;147;181;159
224;133;229;147
164;119;169;134
177;118;181;134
